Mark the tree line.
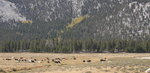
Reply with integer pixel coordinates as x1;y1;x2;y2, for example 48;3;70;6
0;39;150;53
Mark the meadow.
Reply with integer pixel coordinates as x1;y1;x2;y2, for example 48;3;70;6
0;53;150;73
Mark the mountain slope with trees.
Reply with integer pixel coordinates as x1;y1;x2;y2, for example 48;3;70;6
0;0;150;53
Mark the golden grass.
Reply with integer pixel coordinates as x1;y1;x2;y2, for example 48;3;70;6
0;53;150;73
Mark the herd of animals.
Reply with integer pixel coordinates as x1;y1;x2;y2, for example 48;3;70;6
3;56;108;64
2;57;150;73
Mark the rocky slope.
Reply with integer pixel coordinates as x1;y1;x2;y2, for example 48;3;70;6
0;0;150;40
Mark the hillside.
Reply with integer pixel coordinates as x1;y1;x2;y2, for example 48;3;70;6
0;0;150;40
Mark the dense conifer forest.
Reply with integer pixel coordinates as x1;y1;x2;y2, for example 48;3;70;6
0;39;150;53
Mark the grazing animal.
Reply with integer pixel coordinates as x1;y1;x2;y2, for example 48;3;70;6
28;60;35;63
87;60;91;62
55;58;61;61
54;60;61;64
14;58;19;61
52;59;55;62
34;59;37;61
47;61;50;63
145;68;150;73
46;57;50;60
100;58;107;62
23;59;27;62
83;60;86;62
52;58;61;64
52;59;61;64
6;58;12;61
17;58;27;62
73;57;76;60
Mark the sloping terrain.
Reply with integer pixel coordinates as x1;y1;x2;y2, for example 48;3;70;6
0;0;150;40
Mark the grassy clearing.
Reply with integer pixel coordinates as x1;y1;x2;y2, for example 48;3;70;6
0;53;149;73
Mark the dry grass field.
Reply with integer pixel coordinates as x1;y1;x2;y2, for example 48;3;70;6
0;53;150;73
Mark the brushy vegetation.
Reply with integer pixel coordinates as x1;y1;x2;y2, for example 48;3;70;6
20;20;33;24
66;16;88;29
59;16;88;35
